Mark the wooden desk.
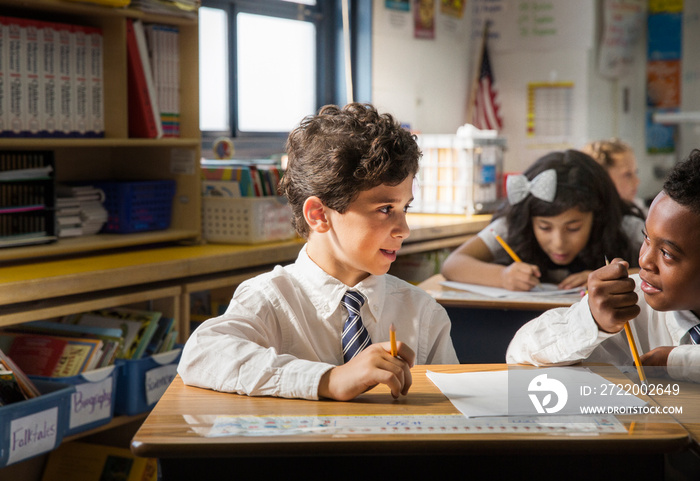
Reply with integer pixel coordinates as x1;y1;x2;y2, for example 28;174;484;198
419;273;583;310
419;274;582;363
131;365;690;480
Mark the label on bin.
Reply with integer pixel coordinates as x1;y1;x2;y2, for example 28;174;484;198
8;407;58;465
145;364;178;406
70;376;113;429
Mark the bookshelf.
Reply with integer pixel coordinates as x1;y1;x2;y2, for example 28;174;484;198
0;0;201;263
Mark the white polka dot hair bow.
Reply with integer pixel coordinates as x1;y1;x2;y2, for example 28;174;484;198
506;169;557;205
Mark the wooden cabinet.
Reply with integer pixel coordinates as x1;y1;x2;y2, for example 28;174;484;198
0;0;201;262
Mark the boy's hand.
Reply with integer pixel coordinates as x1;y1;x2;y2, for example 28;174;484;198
587;258;640;333
558;270;592;290
640;346;674;366
318;342;415;401
501;262;541;291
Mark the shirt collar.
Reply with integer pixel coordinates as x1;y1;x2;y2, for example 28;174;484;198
671;310;700;341
293;244;386;323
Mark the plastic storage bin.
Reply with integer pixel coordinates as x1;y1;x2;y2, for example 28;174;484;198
114;348;181;415
30;365;119;437
0;380;74;468
202;196;295;244
94;180;176;233
413;134;507;215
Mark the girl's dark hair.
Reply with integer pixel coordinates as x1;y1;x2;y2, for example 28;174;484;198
663;149;700;216
280;103;420;238
496;150;640;278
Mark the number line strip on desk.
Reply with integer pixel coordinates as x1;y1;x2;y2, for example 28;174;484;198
204;414;626;437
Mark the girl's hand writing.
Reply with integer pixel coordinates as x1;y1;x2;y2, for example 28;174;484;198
558;270;592;290
318;342;415;401
501;262;541;291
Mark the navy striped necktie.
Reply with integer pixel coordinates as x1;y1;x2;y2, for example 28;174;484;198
688;324;700;345
341;290;371;363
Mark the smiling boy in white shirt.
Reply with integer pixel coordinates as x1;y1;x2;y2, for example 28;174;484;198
178;103;458;400
506;150;700;382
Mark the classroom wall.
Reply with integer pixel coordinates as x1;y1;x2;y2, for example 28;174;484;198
371;0;699;202
371;4;472;134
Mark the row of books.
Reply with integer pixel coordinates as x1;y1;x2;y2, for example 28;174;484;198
127;19;181;139
201;161;284;198
131;0;200;19
0;307;177;382
0;16;104;138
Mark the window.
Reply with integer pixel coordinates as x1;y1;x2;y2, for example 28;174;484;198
199;0;371;157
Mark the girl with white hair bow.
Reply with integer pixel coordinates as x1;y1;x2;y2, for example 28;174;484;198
441;150;644;291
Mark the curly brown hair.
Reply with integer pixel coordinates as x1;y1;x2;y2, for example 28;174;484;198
280;103;421;238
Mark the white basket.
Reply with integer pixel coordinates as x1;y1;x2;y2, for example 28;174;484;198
202;196;296;244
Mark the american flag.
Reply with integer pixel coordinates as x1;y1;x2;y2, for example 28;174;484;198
471;39;502;131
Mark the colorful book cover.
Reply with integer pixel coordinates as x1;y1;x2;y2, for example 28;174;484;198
66;307;161;360
50;337;103;377
7;333;68;376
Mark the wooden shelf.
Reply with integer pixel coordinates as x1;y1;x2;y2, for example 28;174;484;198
0;137;201;149
0;229;201;263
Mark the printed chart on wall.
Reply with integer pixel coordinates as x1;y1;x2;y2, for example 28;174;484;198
471;0;593;52
526;82;574;141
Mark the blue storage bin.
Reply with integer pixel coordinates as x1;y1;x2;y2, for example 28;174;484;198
114;348;181;416
31;365;119;437
94;179;176;233
0;380;74;468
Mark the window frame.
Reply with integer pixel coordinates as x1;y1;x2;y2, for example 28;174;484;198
199;0;371;158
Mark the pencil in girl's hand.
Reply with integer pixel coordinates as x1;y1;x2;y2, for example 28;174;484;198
389;323;397;357
491;229;522;263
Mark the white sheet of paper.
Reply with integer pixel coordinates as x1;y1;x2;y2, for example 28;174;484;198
440;280;582;298
427;367;647;418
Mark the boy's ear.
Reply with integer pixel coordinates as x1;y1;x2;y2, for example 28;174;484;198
303;196;330;233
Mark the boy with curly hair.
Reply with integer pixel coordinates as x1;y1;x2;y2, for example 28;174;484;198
179;103;458;400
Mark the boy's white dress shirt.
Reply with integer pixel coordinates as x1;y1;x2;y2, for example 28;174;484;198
178;245;459;400
506;274;700;382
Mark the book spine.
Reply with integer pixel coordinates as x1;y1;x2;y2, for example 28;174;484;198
25;19;41;137
72;24;88;137
0;17;8;136
87;26;104;137
126;19;159;139
7;18;24;137
57;22;74;137
40;21;59;137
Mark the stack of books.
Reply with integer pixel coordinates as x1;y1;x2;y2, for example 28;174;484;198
55;185;108;237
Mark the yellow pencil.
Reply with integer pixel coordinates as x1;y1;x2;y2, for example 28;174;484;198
606;257;648;386
491;230;522;263
389;323;398;357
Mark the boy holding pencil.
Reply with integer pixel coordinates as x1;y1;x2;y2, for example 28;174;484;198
179;104;458;401
506;150;700;382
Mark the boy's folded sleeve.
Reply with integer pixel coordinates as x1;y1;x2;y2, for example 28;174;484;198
667;345;700;383
505;297;615;366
